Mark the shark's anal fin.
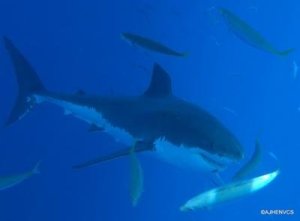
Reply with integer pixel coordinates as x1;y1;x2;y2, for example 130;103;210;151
73;141;153;169
88;124;104;132
143;63;172;97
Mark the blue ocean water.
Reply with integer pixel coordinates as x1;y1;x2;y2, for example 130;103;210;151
0;0;299;220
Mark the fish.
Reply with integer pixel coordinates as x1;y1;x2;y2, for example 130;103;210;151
0;161;40;191
129;141;144;206
180;169;279;211
4;37;243;175
232;139;262;181
292;60;298;79
219;7;294;56
121;32;188;57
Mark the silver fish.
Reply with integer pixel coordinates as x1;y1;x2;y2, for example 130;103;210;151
0;162;40;191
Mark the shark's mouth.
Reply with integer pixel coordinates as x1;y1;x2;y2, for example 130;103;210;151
154;138;235;173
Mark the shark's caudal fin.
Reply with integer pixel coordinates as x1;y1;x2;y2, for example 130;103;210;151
73;141;153;169
4;37;47;126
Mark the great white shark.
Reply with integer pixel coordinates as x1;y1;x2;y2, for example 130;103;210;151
4;37;244;174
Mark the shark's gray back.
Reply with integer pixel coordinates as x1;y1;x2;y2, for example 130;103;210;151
52;64;243;160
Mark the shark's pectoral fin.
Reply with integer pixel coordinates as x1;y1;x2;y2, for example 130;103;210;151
73;140;154;169
88;124;104;132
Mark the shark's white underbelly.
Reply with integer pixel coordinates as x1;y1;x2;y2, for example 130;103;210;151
34;95;135;146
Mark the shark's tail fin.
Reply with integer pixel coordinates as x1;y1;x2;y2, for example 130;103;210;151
4;37;47;126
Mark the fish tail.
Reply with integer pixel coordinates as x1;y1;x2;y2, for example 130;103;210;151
4;37;48;126
129;140;144;207
277;48;295;56
32;161;41;174
232;139;261;181
180;52;189;57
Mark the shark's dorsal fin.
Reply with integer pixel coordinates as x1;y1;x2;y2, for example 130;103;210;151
143;63;172;97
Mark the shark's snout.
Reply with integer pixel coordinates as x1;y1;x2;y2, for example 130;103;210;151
223;142;244;162
211;129;244;163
